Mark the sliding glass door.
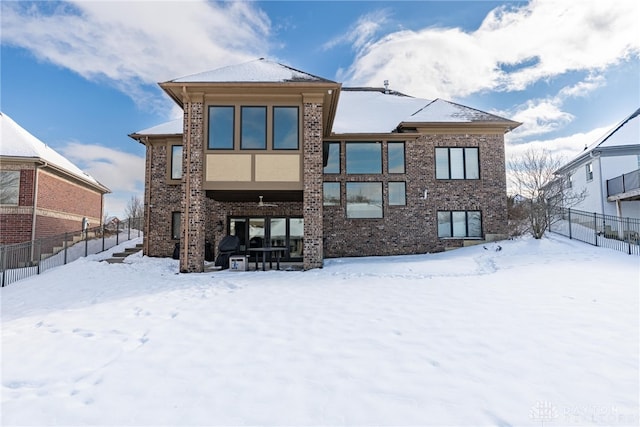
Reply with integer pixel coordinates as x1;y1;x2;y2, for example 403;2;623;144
228;216;303;261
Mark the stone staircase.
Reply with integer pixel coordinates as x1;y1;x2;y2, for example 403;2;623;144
103;243;143;264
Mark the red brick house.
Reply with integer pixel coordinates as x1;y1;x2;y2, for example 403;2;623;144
130;59;520;272
0;113;110;245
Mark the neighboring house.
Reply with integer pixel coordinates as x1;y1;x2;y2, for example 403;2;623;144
130;59;520;272
555;107;640;219
0;113;110;245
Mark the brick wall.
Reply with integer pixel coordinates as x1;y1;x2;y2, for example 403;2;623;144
144;140;182;258
323;133;508;257
302;102;324;269
180;101;206;273
37;170;102;219
1;164;104;245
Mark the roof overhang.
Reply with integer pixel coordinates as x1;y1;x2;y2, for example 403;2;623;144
0;156;111;194
398;121;522;134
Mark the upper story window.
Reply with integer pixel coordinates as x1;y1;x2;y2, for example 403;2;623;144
323;142;340;173
346;142;382;174
585;162;593;181
208;106;234;149
435;147;479;180
171;145;183;180
208;105;300;151
0;171;20;205
388;142;405;173
241;106;267;150
273;107;299;150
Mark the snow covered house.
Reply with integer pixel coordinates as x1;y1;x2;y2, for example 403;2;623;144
130;59;520;272
0;113;110;245
555;107;640;220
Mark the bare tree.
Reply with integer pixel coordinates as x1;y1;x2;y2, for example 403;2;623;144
508;148;586;239
124;195;144;219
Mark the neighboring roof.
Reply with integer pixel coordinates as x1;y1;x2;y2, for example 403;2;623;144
556;107;640;174
169;58;335;84
0;112;109;192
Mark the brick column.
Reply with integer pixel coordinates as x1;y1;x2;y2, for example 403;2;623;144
180;99;205;273
303;100;324;269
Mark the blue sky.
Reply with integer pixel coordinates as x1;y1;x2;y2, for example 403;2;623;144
1;0;639;217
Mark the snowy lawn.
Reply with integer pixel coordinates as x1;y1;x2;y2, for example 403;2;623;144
1;235;638;426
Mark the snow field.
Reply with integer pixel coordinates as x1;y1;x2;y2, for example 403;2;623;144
1;235;638;426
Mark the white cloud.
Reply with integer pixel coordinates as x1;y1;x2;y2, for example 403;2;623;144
340;0;640;99
323;10;388;52
505;124;613;164
59;142;146;217
1;1;271;112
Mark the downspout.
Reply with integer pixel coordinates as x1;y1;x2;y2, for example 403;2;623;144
142;136;151;255
181;86;191;270
30;162;43;261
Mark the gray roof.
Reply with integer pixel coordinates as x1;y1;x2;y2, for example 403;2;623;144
168;58;334;84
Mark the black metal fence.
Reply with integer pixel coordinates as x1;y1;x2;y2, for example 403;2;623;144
548;207;639;255
1;217;143;287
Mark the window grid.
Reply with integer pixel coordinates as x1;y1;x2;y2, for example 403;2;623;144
437;210;482;238
435;147;480;180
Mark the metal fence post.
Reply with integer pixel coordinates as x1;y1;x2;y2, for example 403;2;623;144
36;239;41;275
128;217;131;240
85;229;89;257
64;233;68;265
102;225;106;252
1;246;6;287
568;209;572;240
116;224;120;245
628;217;632;255
593;212;598;246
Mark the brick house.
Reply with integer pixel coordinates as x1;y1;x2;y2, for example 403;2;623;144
0;112;110;245
130;59;520;272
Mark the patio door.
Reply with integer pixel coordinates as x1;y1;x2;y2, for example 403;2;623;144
229;216;303;262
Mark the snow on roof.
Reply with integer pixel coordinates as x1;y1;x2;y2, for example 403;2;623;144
594;107;640;149
132;118;183;136
0;112;103;187
170;58;333;84
332;89;430;134
409;99;513;123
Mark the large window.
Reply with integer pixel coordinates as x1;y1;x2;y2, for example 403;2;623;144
0;171;19;205
346;182;383;218
388;142;405;173
241;106;267;149
435;147;479;180
171;212;181;240
346;142;382;174
323;142;340;174
323;182;340;206
273;107;299;150
171;145;183;180
388;182;406;206
437;211;482;238
208;106;234;149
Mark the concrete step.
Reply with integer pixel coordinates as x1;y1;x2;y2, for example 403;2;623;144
104;257;125;264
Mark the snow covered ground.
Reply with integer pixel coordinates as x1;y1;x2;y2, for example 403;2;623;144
1;235;638;426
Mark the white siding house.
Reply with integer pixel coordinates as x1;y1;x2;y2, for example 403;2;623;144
555;108;640;219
